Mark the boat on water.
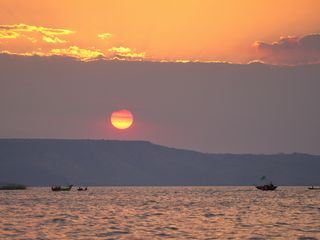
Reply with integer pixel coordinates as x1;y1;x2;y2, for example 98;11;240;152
77;187;88;191
256;183;277;191
51;185;73;191
308;186;320;190
0;183;26;190
255;176;277;191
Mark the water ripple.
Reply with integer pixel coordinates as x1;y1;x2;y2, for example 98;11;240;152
0;187;319;239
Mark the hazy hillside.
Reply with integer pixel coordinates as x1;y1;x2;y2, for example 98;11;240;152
0;139;319;186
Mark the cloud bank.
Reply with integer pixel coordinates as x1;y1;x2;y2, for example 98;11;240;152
0;54;320;154
253;34;320;65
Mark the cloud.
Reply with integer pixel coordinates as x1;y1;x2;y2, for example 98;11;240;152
97;33;112;40
1;53;320;153
50;46;104;61
42;36;67;44
0;44;144;62
1;46;104;61
0;30;19;39
108;46;145;60
253;34;320;65
0;24;104;61
0;50;49;57
0;24;74;43
0;24;145;62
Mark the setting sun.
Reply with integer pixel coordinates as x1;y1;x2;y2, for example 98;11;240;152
110;109;133;130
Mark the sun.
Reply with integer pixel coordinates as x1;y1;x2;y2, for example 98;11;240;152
110;109;134;130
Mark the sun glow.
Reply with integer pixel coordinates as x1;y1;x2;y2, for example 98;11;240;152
110;109;133;130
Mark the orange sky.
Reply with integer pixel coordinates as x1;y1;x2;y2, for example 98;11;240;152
0;0;320;63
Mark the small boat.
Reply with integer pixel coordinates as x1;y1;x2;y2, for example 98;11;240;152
0;183;26;190
256;183;277;191
255;176;277;191
308;186;320;190
51;185;73;191
77;187;88;191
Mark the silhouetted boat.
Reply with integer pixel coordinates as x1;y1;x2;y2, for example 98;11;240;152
77;187;88;191
0;183;26;190
308;186;320;190
256;183;277;191
255;176;277;191
51;185;73;191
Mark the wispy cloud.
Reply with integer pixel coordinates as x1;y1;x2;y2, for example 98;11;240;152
0;24;74;43
108;46;145;60
42;36;67;43
97;33;112;40
253;34;320;65
51;46;104;61
0;24;147;62
0;50;47;57
0;30;19;39
1;46;104;62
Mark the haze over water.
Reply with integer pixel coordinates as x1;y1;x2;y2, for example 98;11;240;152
1;187;319;239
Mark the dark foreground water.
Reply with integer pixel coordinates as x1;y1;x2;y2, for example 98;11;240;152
0;187;319;239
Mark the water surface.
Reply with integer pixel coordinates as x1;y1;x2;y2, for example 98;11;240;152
0;187;319;239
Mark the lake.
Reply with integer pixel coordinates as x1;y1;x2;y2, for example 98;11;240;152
0;187;319;239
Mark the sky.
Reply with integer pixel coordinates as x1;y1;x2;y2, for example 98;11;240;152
0;1;320;154
1;0;320;64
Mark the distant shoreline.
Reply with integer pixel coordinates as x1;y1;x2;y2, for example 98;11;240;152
1;139;319;186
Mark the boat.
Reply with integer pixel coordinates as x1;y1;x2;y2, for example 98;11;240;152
256;183;277;191
77;187;88;191
51;185;73;191
308;186;320;190
0;183;26;190
255;176;277;191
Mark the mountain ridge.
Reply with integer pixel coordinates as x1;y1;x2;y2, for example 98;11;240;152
0;139;319;186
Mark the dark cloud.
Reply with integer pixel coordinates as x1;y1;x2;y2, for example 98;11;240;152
1;53;320;154
253;34;320;65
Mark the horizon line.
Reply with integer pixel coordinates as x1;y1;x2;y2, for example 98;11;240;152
2;52;320;67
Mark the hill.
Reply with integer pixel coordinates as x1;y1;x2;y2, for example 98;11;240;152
0;139;319;186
